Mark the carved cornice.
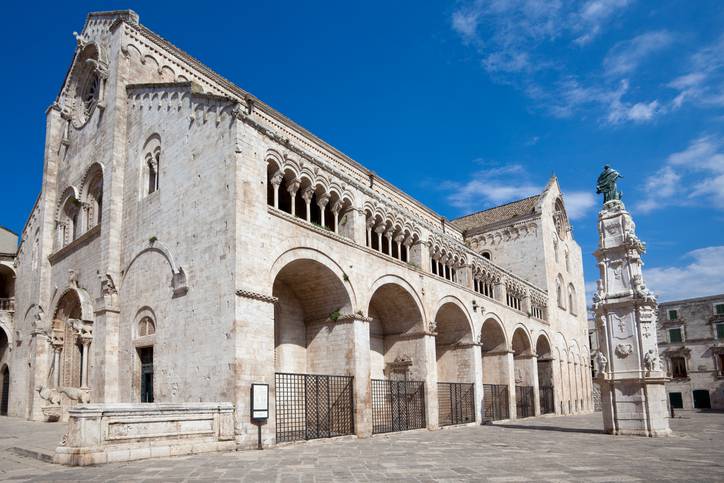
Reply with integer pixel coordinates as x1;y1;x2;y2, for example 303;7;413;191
235;289;278;304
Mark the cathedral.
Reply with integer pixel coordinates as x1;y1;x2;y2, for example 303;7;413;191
0;10;592;462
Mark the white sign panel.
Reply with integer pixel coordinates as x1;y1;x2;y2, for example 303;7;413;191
251;383;269;420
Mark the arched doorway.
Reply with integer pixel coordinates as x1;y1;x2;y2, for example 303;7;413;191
273;258;355;442
368;282;426;433
512;328;535;418
535;335;554;414
481;318;510;421
435;301;475;426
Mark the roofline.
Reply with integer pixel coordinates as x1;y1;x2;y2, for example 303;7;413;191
130;21;452;227
0;226;18;237
658;293;724;306
450;194;540;223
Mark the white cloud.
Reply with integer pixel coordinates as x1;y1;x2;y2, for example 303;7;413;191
563;191;597;220
645;246;724;301
603;30;672;77
667;35;724;109
443;164;541;212
636;134;724;213
575;0;632;45
449;1;662;125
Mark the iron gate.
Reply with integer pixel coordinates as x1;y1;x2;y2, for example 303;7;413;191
438;382;475;426
483;384;509;421
539;385;554;414
371;379;426;434
275;373;354;443
516;385;534;418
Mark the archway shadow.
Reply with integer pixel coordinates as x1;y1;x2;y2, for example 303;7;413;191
493;423;605;435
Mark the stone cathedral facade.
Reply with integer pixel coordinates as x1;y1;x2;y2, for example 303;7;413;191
2;11;592;453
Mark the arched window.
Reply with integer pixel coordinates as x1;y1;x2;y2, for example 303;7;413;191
138;317;156;337
565;249;570;273
568;284;577;315
556;275;565;309
142;135;161;196
482;251;491;260
57;194;81;249
86;171;103;229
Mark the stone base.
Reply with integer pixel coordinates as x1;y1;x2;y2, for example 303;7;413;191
54;402;236;466
600;377;671;437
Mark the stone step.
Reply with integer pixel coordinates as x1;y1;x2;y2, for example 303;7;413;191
8;446;54;463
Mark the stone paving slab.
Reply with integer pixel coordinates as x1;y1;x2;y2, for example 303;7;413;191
1;412;724;482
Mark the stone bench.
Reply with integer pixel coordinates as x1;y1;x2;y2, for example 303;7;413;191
54;402;235;466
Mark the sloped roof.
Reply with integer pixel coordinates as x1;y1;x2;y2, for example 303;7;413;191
450;195;540;233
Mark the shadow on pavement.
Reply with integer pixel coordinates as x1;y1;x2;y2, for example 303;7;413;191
493;423;605;435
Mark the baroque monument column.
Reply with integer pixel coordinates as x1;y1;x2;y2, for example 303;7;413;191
592;165;670;437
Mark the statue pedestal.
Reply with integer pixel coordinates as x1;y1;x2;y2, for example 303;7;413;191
593;200;671;437
598;374;671;437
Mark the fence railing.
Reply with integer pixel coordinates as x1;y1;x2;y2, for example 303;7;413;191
539;385;554;414
515;385;535;419
371;379;426;434
275;372;354;443
483;384;509;421
438;382;475;426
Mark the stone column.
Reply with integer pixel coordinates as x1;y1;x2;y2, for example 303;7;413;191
234;291;277;449
270;171;283;209
422;332;439;430
529;355;541;416
317;193;330;228
286;179;300;217
365;216;374;248
80;336;92;389
51;336;64;388
348;315;372;437
505;350;516;419
301;187;314;223
331;200;342;234
594;199;670;436
385;230;393;257
472;340;484;423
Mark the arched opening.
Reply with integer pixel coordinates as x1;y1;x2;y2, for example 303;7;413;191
556;274;565;309
273;259;352;374
480;318;510;421
0;265;14;308
512;328;535;418
57;195;81;248
273;258;355;442
50;290;94;406
86;170;103;229
435;302;475;426
368;283;427;433
536;335;554;414
568;284;577;315
142;135;161;196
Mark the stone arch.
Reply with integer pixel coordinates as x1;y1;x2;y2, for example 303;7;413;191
367;278;426;381
511;326;535;414
79;162;104;230
434;298;475;384
367;274;426;325
50;285;94;324
142;134;162;196
121;240;187;297
272;256;352;376
269;246;357;312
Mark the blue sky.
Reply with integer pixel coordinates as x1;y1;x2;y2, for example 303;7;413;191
1;1;722;302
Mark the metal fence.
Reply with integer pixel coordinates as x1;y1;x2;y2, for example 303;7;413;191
539;385;554;414
438;382;475;426
371;379;426;434
483;384;509;421
515;385;535;418
275;373;354;443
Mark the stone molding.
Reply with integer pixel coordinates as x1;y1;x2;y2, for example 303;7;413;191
235;289;278;304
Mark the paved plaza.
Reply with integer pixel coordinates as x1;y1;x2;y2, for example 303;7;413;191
1;412;723;482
